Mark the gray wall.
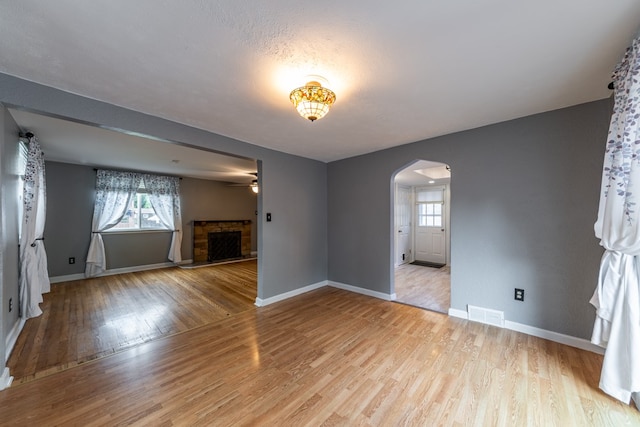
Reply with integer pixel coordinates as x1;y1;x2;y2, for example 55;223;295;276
0;106;21;364
1;73;327;302
180;177;258;259
329;99;611;340
45;163;260;276
44;162;94;276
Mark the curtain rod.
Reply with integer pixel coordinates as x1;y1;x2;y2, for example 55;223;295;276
18;131;35;139
92;168;182;180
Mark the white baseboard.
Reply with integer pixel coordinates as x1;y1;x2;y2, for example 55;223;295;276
5;318;26;362
504;320;604;355
255;280;328;307
49;273;85;283
49;262;178;283
328;281;395;301
448;306;603;354
0;367;13;390
448;307;469;319
179;257;257;270
254;279;395;307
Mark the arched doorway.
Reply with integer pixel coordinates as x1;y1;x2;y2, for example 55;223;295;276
392;159;451;313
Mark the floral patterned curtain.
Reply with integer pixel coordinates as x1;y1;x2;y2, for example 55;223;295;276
85;170;141;277
142;174;182;262
591;37;640;409
19;136;50;319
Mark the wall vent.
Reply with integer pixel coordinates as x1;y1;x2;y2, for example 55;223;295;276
467;305;504;328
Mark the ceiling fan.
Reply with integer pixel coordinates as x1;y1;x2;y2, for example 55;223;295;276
228;172;259;193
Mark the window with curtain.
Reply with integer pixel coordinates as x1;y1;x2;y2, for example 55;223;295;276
109;182;170;231
85;170;182;277
17;139;28;238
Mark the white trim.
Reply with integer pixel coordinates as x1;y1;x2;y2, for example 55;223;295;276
50;273;85;284
328;281;395;301
179;257;257;270
49;262;178;283
255;280;327;307
448;308;468;319
5;318;26;361
94;262;176;276
504;320;605;355
0;367;13;391
448;306;603;354
251;251;258;257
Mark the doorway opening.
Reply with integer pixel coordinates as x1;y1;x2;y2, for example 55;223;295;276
392;160;451;314
6;107;261;384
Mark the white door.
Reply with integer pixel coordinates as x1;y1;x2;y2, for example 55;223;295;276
415;186;446;265
395;185;412;266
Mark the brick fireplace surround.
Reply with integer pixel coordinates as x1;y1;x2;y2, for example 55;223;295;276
192;220;252;263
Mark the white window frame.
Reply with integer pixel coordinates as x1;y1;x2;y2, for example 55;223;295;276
104;185;170;233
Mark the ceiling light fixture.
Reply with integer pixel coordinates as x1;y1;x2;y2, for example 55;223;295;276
289;80;336;122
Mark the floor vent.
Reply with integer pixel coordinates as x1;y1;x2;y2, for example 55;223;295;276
467;305;504;328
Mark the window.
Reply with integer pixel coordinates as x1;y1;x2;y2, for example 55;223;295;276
110;184;168;231
418;202;443;227
416;187;444;228
17;140;28;238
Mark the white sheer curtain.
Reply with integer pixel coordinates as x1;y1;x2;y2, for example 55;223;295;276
143;174;182;262
19;136;50;319
85;170;141;277
591;37;640;409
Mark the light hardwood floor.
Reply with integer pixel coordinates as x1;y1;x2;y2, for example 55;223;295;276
7;260;257;384
395;263;450;313
1;284;638;425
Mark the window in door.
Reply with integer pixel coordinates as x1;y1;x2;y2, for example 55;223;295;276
416;187;444;227
418;202;442;227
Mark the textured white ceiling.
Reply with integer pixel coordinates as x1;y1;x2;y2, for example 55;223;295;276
1;1;639;162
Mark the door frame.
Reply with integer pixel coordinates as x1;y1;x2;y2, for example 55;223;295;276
413;184;449;265
394;183;413;267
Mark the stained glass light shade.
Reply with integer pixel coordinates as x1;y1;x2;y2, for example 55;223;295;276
289;81;337;122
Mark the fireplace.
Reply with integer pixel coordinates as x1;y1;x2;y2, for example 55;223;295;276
192;220;252;263
208;231;241;262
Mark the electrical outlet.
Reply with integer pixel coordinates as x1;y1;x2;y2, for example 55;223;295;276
514;288;524;301
69;257;75;264
9;298;12;312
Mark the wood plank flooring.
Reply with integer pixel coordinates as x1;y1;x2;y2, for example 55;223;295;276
1;285;638;425
395;263;450;313
7;260;257;384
